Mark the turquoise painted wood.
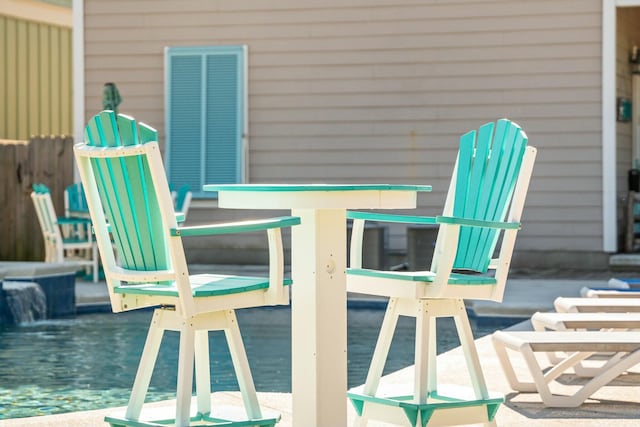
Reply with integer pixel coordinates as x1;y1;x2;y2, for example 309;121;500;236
114;276;293;297
204;183;432;192
348;390;503;427
64;183;89;216
84;111;169;272
452;119;527;272
347;268;497;285
345;119;537;427
76;110;299;427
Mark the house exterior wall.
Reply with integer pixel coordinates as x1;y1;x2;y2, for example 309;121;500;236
0;2;72;140
83;0;608;268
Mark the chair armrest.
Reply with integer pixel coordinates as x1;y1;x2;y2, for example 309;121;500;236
435;216;520;230
172;216;300;306
347;211;437;224
170;216;301;237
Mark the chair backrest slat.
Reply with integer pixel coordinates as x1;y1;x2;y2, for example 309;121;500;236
451;119;528;272
83;111;170;272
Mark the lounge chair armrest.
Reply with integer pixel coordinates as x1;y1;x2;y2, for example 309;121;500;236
347;211;437;224
170;216;301;237
436;216;520;230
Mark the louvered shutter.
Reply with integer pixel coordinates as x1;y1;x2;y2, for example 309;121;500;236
165;46;246;198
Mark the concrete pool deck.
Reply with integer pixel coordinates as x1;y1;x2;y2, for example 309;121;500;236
2;266;639;426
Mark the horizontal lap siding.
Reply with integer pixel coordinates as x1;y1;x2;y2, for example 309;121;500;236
84;0;602;253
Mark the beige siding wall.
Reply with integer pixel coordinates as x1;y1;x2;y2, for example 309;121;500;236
0;13;72;140
84;0;604;261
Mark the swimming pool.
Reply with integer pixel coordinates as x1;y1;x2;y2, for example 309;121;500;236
0;306;513;419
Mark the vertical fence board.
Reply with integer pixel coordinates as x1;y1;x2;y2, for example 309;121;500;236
0;136;74;261
14;141;33;260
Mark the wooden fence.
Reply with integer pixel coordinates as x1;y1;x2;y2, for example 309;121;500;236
0;136;74;261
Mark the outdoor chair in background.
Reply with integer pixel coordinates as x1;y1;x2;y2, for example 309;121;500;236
61;182;95;268
31;184;99;283
171;184;193;222
75;110;300;427
346;119;537;427
64;182;89;218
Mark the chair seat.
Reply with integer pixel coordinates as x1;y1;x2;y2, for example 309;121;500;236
348;268;497;285
114;274;292;297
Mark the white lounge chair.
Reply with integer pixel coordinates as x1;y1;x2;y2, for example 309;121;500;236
532;311;640;375
554;297;640;313
492;330;640;407
531;311;640;332
580;288;640;298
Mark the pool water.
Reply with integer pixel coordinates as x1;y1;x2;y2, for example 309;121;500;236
0;306;510;419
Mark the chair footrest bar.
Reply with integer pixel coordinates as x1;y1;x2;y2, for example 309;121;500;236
348;387;503;427
105;412;280;427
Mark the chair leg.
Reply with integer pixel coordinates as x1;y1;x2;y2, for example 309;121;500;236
223;309;262;419
452;298;490;399
362;298;401;396
176;322;196;426
194;330;212;416
414;299;437;404
126;310;165;420
92;243;99;283
353;299;401;427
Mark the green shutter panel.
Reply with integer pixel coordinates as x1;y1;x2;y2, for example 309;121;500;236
167;54;203;193
205;53;242;184
165;46;245;198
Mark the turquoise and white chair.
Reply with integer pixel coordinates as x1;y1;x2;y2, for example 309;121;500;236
171;184;193;222
64;182;89;218
31;183;99;282
75;111;300;427
346;119;537;427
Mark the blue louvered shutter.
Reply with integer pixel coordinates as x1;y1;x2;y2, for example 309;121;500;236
165;46;246;198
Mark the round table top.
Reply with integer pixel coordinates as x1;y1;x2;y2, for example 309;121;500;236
203;183;432;192
204;183;431;210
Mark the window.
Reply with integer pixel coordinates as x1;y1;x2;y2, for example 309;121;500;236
164;45;247;198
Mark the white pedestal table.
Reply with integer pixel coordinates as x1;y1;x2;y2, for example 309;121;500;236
202;184;431;427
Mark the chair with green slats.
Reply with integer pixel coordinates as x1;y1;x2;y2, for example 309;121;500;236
346;119;537;427
64;182;89;217
31;183;99;282
171;184;193;223
75;111;300;427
